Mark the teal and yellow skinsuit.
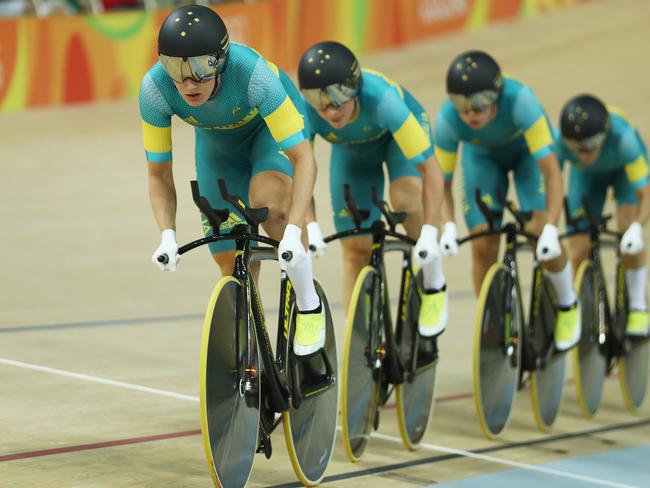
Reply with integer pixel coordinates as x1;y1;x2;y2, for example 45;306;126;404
557;108;649;233
304;69;434;231
434;77;555;229
140;43;309;252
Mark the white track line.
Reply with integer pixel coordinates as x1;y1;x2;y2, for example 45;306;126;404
0;357;199;403
372;432;638;488
1;356;638;487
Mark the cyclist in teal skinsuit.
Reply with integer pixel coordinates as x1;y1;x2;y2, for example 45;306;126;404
434;50;579;351
140;5;324;356
297;41;448;338
558;94;650;336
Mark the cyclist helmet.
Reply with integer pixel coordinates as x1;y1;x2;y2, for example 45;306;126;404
158;5;229;83
560;94;609;153
446;50;503;112
298;41;361;110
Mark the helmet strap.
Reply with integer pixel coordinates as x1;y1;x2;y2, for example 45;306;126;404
207;75;221;101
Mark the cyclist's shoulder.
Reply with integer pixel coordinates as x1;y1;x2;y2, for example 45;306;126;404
140;63;175;117
435;99;461;127
361;68;403;100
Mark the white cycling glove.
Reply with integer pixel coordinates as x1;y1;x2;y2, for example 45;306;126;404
278;224;307;270
440;221;459;256
414;224;441;265
152;229;180;272
306;221;327;258
621;222;644;255
536;224;562;262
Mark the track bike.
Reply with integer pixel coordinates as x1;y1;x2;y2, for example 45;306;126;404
324;184;438;461
161;179;338;487
459;190;566;438
568;199;649;417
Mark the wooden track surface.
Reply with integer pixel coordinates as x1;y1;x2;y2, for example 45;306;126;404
1;1;649;486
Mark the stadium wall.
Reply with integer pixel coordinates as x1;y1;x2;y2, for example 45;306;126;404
0;0;587;111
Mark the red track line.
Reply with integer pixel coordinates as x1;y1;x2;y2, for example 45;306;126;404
1;373;619;463
0;429;201;463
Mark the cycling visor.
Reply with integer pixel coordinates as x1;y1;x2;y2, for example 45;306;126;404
563;132;608;154
448;90;499;113
159;53;224;83
302;83;358;110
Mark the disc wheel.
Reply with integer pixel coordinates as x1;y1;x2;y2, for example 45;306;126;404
616;271;649;411
573;260;607;418
340;265;382;462
200;277;260;488
396;269;437;450
284;281;338;485
619;338;650;411
473;263;522;439
530;275;565;432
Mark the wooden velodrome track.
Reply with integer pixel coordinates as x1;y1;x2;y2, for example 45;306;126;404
1;1;649;486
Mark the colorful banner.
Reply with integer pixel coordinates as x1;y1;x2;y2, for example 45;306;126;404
0;0;588;111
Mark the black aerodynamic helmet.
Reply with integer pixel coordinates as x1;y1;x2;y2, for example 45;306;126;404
560;94;609;141
298;41;362;110
158;5;230;83
446;50;503;112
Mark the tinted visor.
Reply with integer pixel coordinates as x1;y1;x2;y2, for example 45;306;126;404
448;90;499;112
563;131;607;154
302;82;358;110
159;53;224;83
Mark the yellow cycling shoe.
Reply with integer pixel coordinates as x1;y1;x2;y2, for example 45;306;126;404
418;288;448;337
626;310;649;337
554;300;581;351
293;305;326;356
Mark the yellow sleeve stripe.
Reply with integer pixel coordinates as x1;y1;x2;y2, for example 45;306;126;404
263;96;304;143
434;146;457;175
524;116;553;155
142;120;172;153
625;154;650;183
266;60;280;77
393;113;431;160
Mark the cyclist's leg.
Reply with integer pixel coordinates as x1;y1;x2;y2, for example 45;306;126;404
387;106;447;333
249;124;321;314
330;143;384;312
461;143;506;295
384;99;432;238
514;150;576;307
613;169;648;332
564;165;605;273
195;129;253;277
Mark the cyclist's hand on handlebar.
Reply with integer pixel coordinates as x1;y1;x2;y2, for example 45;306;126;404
414;224;441;265
152;229;181;272
278;224;307;270
306;221;327;258
536;224;561;262
621;222;644;255
440;222;459;256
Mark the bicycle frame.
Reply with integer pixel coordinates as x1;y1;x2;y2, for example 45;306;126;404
177;180;335;419
324;186;419;386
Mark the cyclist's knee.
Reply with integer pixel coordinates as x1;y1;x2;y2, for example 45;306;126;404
471;234;499;264
250;172;291;225
342;238;372;266
389;177;422;214
213;251;235;277
525;211;546;237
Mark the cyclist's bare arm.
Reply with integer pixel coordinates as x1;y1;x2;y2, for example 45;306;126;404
442;180;455;223
417;154;444;226
536;152;563;226
285;140;317;228
148;161;177;231
635;183;650;225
